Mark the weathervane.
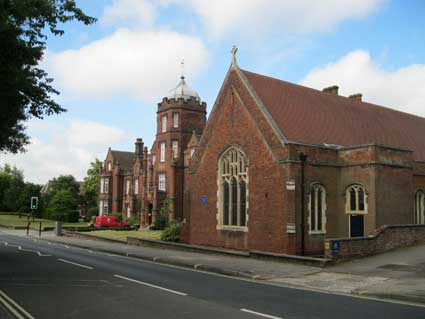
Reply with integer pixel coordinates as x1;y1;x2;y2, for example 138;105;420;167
231;45;238;65
180;59;185;80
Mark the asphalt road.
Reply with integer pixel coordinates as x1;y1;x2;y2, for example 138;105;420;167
0;232;424;319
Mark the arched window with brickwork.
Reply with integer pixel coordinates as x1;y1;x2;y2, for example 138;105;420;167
345;184;367;214
308;184;326;233
217;147;248;229
415;190;425;224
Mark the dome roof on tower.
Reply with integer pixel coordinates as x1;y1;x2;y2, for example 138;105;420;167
167;76;200;101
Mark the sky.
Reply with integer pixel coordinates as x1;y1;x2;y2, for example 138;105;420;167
1;0;425;184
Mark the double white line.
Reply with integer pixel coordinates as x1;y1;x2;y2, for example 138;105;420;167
0;290;35;319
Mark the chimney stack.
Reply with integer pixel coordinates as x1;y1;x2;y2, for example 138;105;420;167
349;93;362;101
322;85;339;95
135;138;144;157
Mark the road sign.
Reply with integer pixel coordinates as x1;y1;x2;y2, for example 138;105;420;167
30;197;38;210
331;241;340;253
201;195;207;205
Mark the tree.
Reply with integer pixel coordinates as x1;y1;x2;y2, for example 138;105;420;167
17;182;42;216
81;159;101;213
0;164;25;211
43;174;80;219
0;0;96;153
46;189;78;222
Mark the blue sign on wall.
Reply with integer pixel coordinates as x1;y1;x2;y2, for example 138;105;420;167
331;241;340;253
201;195;207;205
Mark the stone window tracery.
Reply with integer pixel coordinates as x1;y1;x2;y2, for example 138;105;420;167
345;185;367;214
308;184;326;233
415;190;425;224
217;147;248;230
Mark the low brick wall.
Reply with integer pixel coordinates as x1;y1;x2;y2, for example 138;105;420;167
325;224;425;260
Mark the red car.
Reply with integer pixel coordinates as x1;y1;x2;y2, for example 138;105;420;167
89;216;130;228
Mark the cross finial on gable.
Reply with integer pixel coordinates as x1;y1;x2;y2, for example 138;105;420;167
231;45;238;66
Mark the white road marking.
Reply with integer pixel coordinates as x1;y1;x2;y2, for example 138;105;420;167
0;290;36;319
58;259;93;270
241;308;284;319
114;275;187;296
19;247;51;257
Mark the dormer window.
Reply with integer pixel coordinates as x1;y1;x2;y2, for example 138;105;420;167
161;115;167;133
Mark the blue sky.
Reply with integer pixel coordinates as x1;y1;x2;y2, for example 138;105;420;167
1;0;425;183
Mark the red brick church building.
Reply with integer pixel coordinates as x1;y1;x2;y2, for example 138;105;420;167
99;49;425;255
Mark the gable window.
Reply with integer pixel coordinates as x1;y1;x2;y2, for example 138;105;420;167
309;184;326;233
152;155;156;165
160;142;165;162
107;162;112;172
415;190;425;224
134;178;139;195
126;179;131;195
172;140;178;159
173;113;179;128
158;173;166;191
345;185;367;214
161;115;167;133
218;147;248;230
190;148;195;158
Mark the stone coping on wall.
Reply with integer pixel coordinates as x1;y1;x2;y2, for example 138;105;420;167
325;224;425;260
62;230;330;267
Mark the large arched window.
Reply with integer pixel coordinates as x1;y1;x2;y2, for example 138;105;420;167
308;184;326;233
345;185;367;214
218;147;248;229
415;190;425;224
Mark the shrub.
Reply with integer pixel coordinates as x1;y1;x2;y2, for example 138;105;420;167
160;221;181;242
85;206;98;221
111;211;123;220
125;215;140;226
151;198;171;230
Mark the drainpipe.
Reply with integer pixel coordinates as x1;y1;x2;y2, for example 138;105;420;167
299;153;308;256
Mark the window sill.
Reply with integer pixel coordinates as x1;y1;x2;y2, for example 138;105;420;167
346;212;367;215
216;225;248;232
308;231;326;235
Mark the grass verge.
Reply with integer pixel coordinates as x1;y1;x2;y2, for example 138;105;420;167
0;213;89;229
84;229;162;242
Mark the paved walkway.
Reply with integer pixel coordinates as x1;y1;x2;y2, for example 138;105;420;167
3;228;425;305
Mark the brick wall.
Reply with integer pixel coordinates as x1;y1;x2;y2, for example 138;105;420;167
325;224;425;259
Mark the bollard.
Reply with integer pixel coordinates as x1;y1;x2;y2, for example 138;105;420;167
54;221;63;236
39;222;42;237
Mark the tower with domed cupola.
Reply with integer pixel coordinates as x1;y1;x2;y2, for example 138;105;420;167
145;74;206;224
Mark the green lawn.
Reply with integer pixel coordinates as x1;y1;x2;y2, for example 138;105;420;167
0;213;89;229
84;229;162;242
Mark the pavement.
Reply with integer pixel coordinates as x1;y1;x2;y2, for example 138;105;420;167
3;228;425;306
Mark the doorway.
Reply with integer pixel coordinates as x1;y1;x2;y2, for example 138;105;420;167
350;214;364;237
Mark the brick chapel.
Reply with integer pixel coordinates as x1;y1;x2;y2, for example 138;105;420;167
99;48;425;255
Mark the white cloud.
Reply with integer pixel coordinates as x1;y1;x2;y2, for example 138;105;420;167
46;29;209;102
182;0;383;38
300;50;425;117
101;0;160;27
0;120;127;184
99;0;384;39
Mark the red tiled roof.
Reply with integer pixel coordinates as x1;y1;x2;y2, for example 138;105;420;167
241;69;425;161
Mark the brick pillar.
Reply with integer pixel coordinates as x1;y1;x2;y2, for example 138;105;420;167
169;162;176;221
112;166;120;213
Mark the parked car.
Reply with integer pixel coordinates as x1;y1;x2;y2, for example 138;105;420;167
89;215;130;228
